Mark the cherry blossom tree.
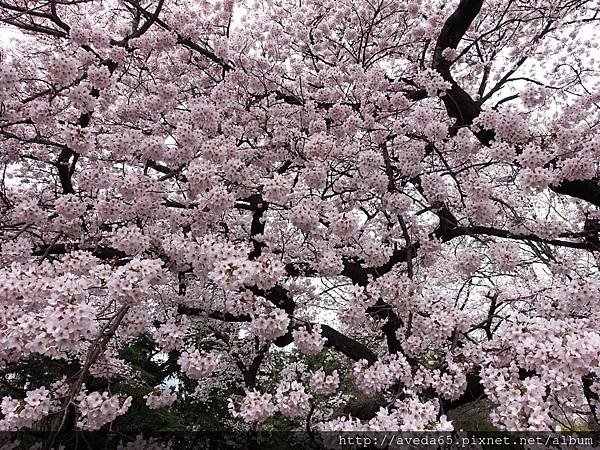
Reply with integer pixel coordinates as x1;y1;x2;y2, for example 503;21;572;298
1;0;600;435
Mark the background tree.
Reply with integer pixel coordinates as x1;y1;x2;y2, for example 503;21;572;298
0;0;600;435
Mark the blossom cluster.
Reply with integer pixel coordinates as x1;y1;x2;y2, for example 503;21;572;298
144;388;177;410
251;307;290;341
353;355;411;395
76;391;133;431
275;380;311;418
292;324;326;355
228;390;276;424
310;369;340;395
178;349;221;379
0;388;57;431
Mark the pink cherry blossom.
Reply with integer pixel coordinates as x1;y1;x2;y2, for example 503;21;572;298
1;0;600;435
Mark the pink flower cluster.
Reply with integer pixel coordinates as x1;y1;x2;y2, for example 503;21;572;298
251;307;290;341
178;349;221;379
353;355;411;395
76;391;133;431
0;388;57;431
275;380;311;418
414;69;452;97
144;388;177;410
292;324;326;355
228;390;276;424
310;369;340;395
